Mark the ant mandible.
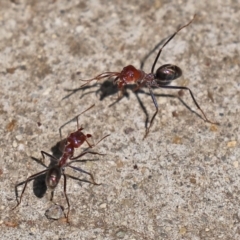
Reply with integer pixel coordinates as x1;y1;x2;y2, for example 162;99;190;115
12;104;109;223
68;15;218;138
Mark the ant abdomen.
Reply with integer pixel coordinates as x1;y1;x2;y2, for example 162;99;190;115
155;64;182;84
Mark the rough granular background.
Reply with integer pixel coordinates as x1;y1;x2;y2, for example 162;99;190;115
0;0;239;239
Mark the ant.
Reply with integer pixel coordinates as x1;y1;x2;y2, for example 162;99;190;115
12;104;109;223
66;15;218;138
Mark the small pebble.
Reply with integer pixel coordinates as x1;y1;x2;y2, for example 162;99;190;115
233;161;238;168
12;140;17;148
116;230;126;239
45;204;65;220
179;226;187;235
99;203;107;209
227;141;237;148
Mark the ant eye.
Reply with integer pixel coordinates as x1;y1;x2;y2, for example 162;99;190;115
155;64;182;84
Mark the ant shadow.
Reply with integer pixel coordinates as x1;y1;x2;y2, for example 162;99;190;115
63;80;128;102
31;157;47;198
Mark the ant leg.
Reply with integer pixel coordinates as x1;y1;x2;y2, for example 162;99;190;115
160;85;219;124
85;136;94;148
76;104;95;129
112;86;124;102
67;151;105;184
108;91;125;107
12;169;48;210
63;73;106;95
63;173;70;223
67;165;100;185
69;151;105;161
41;151;58;162
86;134;110;148
31;156;48;168
143;88;159;139
58;104;95;140
63;72;120;95
114;77;125;101
65;173;96;185
117;90;123;100
62;173;100;221
151;15;196;74
95;134;110;146
50;190;54;201
133;83;145;92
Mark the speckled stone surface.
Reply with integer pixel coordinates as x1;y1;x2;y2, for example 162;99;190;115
0;0;239;239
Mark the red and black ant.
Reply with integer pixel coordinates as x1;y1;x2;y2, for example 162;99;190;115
12;104;109;223
66;15;218;138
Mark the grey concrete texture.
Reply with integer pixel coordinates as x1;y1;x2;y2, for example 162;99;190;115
0;0;239;239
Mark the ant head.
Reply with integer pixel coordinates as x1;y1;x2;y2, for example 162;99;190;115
68;130;90;148
45;166;61;190
155;64;182;85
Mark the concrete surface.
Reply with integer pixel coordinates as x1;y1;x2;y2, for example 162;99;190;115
0;0;239;239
